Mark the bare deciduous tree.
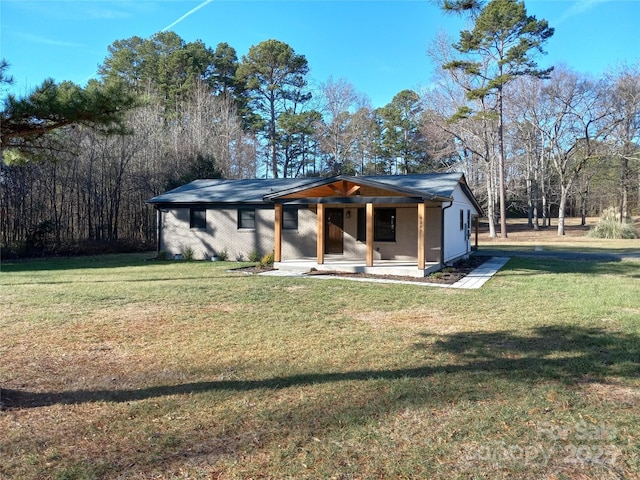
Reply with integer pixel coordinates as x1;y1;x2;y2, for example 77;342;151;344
315;77;374;175
427;32;500;237
606;64;640;221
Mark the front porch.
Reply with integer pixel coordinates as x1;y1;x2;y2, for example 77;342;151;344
274;256;441;278
269;177;450;272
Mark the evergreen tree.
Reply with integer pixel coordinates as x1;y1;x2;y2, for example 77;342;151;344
237;39;311;178
1;77;136;157
378;90;431;174
443;0;554;237
98;32;216;114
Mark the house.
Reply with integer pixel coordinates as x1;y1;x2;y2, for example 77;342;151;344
147;173;483;277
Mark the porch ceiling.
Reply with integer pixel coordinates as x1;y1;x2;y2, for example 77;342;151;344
280;179;364;199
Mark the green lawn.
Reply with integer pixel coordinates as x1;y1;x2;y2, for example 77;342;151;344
1;252;639;479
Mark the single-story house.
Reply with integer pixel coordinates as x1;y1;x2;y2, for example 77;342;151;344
147;173;484;277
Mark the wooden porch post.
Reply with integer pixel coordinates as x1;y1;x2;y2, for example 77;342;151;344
417;202;426;270
366;202;374;267
317;203;325;264
274;203;282;262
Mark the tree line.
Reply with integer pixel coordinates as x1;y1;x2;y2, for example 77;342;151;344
1;0;638;256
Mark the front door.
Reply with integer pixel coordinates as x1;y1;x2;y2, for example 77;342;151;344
325;208;344;254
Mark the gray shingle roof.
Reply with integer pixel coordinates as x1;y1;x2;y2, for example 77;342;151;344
358;173;464;198
147;172;482;213
147;178;312;204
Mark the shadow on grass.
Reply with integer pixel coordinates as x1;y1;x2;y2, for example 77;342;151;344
0;254;249;274
0;253;161;272
3;326;638;410
5;275;254;286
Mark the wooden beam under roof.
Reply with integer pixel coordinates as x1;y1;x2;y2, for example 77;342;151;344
278;180;403;199
366;202;374;267
345;183;361;196
316;203;325;264
417;202;425;270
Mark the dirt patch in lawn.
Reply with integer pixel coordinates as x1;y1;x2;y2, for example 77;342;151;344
578;380;640;406
353;306;455;330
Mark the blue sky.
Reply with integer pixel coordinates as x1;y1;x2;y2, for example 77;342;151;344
1;0;639;108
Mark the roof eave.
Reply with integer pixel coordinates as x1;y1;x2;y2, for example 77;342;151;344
458;174;485;216
263;174;454;203
262;176;341;200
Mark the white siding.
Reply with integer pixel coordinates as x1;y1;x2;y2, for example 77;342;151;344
443;184;479;263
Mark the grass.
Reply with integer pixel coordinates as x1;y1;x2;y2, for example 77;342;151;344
476;216;640;254
1;233;639;479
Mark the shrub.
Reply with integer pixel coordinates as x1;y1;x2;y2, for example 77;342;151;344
216;248;229;261
260;252;274;267
248;251;262;263
26;220;56;252
181;246;195;261
588;208;638;239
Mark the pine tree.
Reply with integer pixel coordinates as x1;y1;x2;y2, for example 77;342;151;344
442;0;554;237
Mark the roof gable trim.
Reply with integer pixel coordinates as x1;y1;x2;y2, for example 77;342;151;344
263;175;452;202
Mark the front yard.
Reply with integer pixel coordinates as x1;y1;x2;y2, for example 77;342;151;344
1;241;639;479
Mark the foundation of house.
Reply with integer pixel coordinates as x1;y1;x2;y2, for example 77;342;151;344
274;256;441;278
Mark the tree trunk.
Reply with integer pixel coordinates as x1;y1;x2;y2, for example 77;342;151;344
539;136;548;228
526;148;533;228
541;177;548;228
557;184;569;235
497;87;508;238
485;160;497;238
270;90;279;178
532;152;540;230
581;184;588;226
621;156;629;222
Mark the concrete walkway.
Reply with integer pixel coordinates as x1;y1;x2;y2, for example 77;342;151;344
260;256;511;290
449;256;510;289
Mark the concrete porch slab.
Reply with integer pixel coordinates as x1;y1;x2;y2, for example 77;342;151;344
264;256;511;289
274;257;441;278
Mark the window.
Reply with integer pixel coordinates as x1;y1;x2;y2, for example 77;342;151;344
356;208;396;242
356;208;366;242
238;208;255;229
282;207;298;230
374;208;396;242
460;209;464;231
190;208;206;229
